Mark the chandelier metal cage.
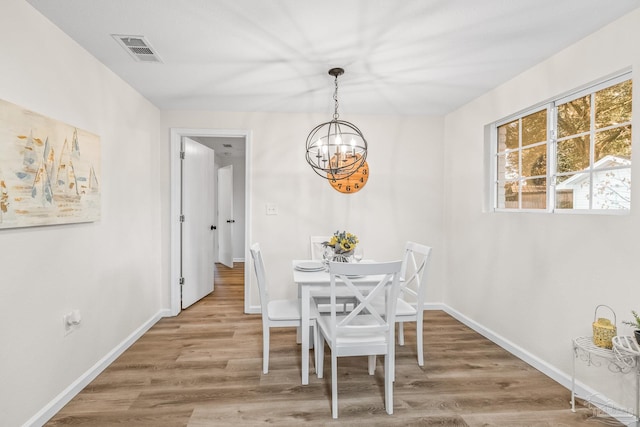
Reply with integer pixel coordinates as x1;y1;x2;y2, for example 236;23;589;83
305;68;368;181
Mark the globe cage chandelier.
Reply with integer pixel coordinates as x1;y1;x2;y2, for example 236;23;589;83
305;68;368;182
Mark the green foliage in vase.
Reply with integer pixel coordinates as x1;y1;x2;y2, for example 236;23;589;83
622;310;640;330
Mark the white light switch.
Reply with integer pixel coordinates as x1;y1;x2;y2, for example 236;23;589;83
266;203;278;215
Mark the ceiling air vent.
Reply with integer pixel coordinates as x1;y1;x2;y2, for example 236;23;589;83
112;35;162;63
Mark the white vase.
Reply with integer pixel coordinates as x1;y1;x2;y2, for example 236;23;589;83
332;252;352;263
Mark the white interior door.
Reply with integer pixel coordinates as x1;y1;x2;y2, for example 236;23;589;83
181;137;215;309
218;165;234;268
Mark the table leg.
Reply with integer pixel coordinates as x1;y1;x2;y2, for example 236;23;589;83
301;286;310;385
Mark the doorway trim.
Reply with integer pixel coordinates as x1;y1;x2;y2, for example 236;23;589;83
170;127;252;316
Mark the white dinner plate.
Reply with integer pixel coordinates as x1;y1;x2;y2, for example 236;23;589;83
345;274;364;279
295;266;325;272
295;261;325;271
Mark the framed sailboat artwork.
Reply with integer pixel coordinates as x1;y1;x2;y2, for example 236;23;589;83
0;98;100;229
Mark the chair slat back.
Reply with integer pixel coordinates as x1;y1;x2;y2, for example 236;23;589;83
328;261;403;340
399;242;432;308
250;243;270;320
310;236;329;260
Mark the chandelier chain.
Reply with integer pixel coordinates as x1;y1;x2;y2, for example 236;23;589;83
333;74;339;120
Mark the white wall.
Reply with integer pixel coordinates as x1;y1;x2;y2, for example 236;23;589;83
443;9;640;412
160;111;446;308
0;1;163;426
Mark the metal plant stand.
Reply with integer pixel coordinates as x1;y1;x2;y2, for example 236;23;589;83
613;336;640;424
571;336;639;425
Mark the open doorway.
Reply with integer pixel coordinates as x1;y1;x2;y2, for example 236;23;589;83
170;128;251;316
190;136;243;269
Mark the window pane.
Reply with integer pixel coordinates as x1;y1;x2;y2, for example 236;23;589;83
497;151;519;180
522;144;546;177
498;120;518;150
555;188;573;209
558;95;590;138
555;173;589;209
592;168;631;210
557;136;590;173
595;125;632;163
522;178;546;209
522;110;547;146
595;80;632;129
497;181;519;209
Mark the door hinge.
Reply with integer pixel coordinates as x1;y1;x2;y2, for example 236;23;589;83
179;277;185;285
179;215;185;222
180;151;185;159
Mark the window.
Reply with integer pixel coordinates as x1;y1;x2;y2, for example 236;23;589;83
493;74;632;212
496;109;549;209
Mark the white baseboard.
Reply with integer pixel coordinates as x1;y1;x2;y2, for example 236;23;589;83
23;308;171;427
437;304;569;385
434;304;636;426
247;304;260;314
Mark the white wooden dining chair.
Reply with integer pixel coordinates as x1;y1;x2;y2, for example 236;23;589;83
396;241;432;367
313;260;403;418
250;243;315;374
309;235;329;260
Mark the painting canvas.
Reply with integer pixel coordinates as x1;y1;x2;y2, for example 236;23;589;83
0;98;100;229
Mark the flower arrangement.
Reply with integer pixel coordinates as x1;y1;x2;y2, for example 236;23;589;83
323;230;358;255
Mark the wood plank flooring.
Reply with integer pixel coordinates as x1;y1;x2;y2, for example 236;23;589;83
46;263;619;426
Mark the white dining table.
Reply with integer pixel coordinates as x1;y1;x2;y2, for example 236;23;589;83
292;259;383;385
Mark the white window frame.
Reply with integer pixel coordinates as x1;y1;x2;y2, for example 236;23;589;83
491;71;632;214
494;106;552;212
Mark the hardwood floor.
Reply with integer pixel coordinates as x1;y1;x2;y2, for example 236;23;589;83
47;263;618;426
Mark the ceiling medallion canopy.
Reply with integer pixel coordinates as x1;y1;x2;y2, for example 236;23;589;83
305;68;368;187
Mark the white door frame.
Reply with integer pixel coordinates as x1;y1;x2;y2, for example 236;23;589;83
170;127;252;316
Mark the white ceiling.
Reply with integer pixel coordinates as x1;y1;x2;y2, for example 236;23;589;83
26;0;640;116
191;136;246;159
